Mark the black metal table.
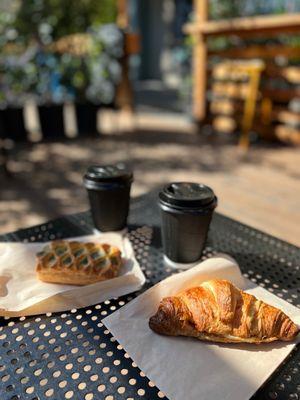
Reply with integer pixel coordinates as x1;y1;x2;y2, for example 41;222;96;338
0;191;299;400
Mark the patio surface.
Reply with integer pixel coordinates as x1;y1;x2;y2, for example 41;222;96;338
1;110;300;246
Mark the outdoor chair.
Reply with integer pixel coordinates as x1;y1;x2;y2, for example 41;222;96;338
209;59;265;149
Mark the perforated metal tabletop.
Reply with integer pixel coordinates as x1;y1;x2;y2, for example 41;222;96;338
0;191;299;400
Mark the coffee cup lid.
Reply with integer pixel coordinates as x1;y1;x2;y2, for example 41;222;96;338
159;182;217;210
83;164;133;188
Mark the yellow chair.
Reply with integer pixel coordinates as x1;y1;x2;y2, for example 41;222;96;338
210;59;265;149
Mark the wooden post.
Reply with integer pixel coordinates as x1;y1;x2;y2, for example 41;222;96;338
193;0;208;124
117;0;129;29
116;0;134;114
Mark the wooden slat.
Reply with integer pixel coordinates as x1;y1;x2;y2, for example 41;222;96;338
211;101;269;119
210;99;236;115
213;116;237;132
282;67;300;84
264;66;300;84
275;124;300;145
264;106;298;125
270;105;289;119
208;45;300;59
212;113;271;131
262;87;300;103
184;13;300;37
212;82;250;100
276;110;300;126
212;61;263;81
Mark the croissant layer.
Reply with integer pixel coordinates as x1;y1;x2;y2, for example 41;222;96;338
149;279;299;344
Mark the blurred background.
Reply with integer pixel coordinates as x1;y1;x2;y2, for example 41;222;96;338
0;0;299;244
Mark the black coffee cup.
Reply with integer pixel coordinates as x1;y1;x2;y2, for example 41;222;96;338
158;182;217;264
83;165;133;231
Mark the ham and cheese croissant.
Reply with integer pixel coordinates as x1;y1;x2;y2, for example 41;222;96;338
149;279;299;344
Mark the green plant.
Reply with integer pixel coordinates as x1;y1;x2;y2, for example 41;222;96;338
59;53;89;102
209;0;292;19
14;0;117;44
59;24;123;105
0;45;38;107
0;0;121;106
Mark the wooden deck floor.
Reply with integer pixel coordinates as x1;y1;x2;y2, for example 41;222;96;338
1;111;299;246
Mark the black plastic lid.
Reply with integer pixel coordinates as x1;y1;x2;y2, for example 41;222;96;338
159;182;217;210
83;164;133;189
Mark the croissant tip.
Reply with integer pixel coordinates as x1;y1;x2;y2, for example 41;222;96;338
149;315;158;333
149;313;170;335
290;324;300;340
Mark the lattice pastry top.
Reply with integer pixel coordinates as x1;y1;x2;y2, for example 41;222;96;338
36;240;122;285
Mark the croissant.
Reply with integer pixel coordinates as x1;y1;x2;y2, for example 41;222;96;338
149;279;299;344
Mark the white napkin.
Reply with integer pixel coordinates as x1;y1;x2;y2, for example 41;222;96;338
0;233;145;316
103;255;300;400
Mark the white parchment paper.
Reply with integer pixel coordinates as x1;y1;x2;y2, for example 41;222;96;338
103;255;300;400
0;233;145;316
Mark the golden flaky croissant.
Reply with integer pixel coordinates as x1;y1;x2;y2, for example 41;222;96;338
149;279;299;344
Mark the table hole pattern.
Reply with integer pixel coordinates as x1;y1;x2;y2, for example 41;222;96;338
0;205;299;400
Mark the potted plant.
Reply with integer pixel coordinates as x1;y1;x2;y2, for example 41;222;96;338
59;45;98;136
0;21;37;141
59;25;123;136
33;49;67;139
81;24;123;135
86;23;123;109
0;64;28;142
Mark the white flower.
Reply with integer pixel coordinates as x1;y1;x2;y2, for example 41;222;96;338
5;28;18;40
86;79;114;104
38;22;52;36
